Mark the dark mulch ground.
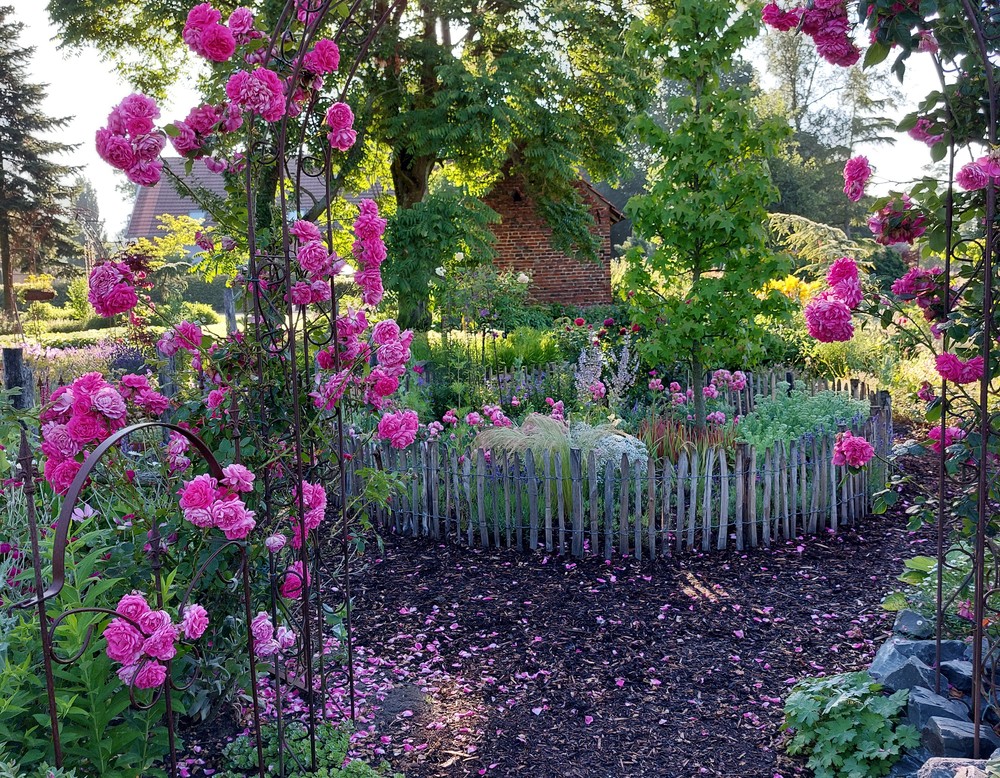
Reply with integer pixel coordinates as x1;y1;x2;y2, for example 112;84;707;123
349;453;935;778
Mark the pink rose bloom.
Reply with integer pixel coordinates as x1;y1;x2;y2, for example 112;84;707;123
120;373;151;395
96;130;136;170
88;262;122;299
296;240;332;277
762;1;802;31
590;381;607;400
443;409;458;425
211;497;256;539
377;410;420;449
206;388;228;411
465;412;483;426
225;68;285;122
368;368;400;399
92;386;127;420
957;162;990;191
326;103;356;151
250;611;273;643
66;413;108;444
142;623;179;661
280;561;310;599
41;423;81;459
289;281;314;306
303;39;340;73
928;425;966;454
178;474;218;511
104;618;145;664
133;133;166;161
47;458;83;495
842;155;871;202
908;118;944;147
355;267;384;306
126;159;163;187
311;369;353;410
222;463;255;493
371;319;401;346
136;389;171;416
804;291;854;342
180;603;210;640
290;219;322;242
265;533;287;553
826;256;858;287
377;338;411;369
116;592;151;622
174;320;204;350
309;280;331;303
935;353;985;384
227;6;255;34
918;30;939;53
186;103;221;134
832;431;875;468
275;625;297;650
115;93;160;136
669;381;682;393
833;276;863;309
138;609;172;636
133;661;168;689
184;507;214;529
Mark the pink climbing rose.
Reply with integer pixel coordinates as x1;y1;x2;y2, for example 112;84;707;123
377;409;419;449
180;604;210;640
935;353;985;384
826;256;863;309
804;291;854;342
928;425;966;455
843;156;871;202
326;103;356;151
832;431;875;469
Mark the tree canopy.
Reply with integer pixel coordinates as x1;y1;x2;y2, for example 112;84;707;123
47;0;653;328
0;5;76;316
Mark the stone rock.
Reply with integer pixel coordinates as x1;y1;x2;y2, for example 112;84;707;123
941;661;976;694
922;716;1000;758
890;747;932;777
917;757;988;778
883;657;939;692
896;610;936;639
909;687;971;729
871;637;967;682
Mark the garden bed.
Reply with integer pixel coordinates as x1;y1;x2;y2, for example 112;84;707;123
343;452;933;777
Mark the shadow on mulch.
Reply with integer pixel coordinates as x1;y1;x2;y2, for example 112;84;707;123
351;466;934;778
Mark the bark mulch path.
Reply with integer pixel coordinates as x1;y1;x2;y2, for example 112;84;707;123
350;467;933;778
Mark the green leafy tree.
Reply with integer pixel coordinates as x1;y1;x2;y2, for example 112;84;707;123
0;5;76;315
623;0;792;428
47;0;653;329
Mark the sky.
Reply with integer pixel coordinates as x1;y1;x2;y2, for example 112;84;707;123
10;0;943;241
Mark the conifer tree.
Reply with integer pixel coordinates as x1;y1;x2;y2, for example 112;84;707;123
0;5;75;315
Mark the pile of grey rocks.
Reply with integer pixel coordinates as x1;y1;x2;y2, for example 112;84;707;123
875;610;1000;777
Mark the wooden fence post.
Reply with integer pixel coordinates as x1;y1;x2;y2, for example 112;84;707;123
2;347;34;410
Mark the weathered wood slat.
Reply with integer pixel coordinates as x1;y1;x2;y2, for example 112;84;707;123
571;449;585;558
647;455;656;560
555;450;566;556
463;451;474;546
748;447;759;548
526;449;539;551
686;451;699;550
762;449;772;548
702;448;715;552
588;451;599;555
675;451;688;554
661;461;673;555
503;453;513;548
514;452;524;550
543;451;554;552
619;454;630;558
603;459;615;560
717;450;729;551
633;461;643;562
734;445;745;551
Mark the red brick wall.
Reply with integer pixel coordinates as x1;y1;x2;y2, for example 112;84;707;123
484;176;614;307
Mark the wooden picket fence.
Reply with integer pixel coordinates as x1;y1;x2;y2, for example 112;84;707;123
344;380;893;559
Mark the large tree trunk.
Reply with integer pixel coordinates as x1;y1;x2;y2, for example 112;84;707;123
0;212;14;318
691;355;707;432
391;150;436;331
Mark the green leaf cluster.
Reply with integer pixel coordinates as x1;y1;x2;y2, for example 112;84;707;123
623;0;792;389
216;721;401;778
737;386;870;450
783;672;919;778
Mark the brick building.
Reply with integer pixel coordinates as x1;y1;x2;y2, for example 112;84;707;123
484;173;624;307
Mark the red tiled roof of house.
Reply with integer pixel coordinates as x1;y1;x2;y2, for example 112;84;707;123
124;158;370;240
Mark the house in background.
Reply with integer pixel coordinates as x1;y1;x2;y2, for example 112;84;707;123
485;172;624;308
125;159;623;309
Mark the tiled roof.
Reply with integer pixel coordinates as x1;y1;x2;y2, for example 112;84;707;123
124;158;371;240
